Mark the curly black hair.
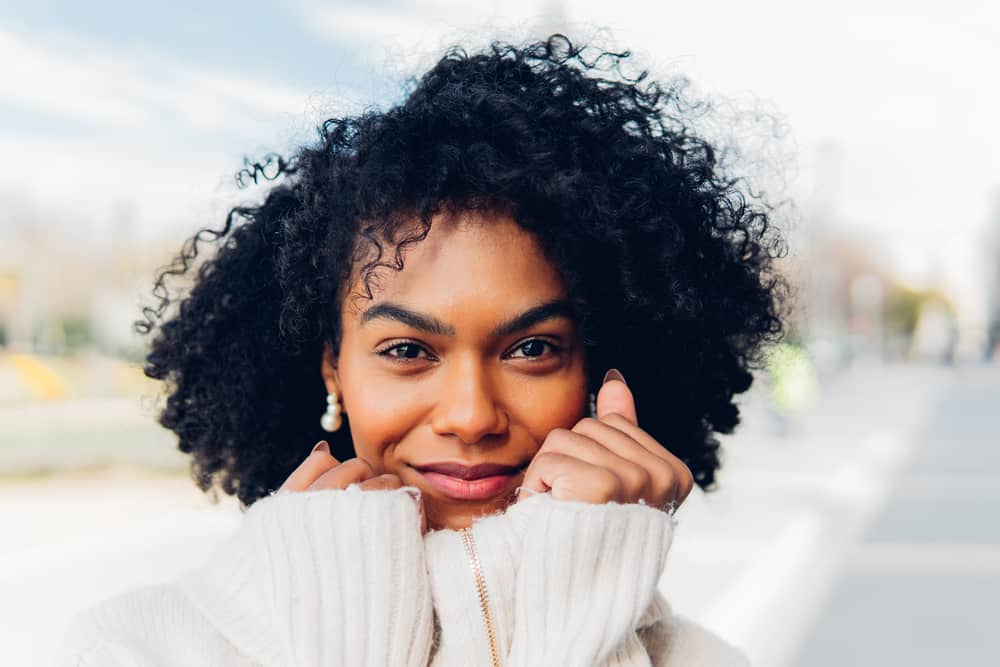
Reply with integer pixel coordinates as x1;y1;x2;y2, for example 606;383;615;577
138;35;786;508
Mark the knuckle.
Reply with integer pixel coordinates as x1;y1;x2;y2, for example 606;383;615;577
632;465;652;492
599;469;623;497
359;474;401;491
654;456;674;475
602;413;630;427
540;429;572;451
679;472;695;499
534;450;562;465
648;466;674;500
380;474;403;488
681;462;695;486
306;475;341;492
346;458;375;475
678;482;693;504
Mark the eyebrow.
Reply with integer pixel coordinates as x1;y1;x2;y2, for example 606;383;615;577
360;299;574;337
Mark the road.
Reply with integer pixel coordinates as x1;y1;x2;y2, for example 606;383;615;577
661;363;999;666
787;366;999;666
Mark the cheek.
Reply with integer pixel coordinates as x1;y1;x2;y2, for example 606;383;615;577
508;374;588;443
342;374;426;464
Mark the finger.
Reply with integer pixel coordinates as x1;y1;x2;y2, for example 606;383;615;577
596;368;637;424
594;413;695;504
518;450;624;504
597;412;680;464
305;457;376;492
571;418;674;498
676;465;694;505
572;417;667;467
573;416;694;509
276;441;341;493
539;427;651;500
357;474;404;492
599;413;695;495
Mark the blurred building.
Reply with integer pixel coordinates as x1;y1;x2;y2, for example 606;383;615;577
0;200;170;359
791;142;970;370
987;188;1000;359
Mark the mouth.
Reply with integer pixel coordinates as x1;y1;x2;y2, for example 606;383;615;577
411;461;526;501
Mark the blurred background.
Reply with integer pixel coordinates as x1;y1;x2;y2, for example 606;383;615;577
1;1;997;665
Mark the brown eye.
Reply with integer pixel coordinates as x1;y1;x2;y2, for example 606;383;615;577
378;342;430;360
391;343;424;358
508;339;558;359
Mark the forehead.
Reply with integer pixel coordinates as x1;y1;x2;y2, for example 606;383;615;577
344;211;567;319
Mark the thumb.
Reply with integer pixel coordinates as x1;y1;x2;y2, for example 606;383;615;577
596;368;637;424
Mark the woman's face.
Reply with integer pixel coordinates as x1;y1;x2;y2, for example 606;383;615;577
324;210;588;530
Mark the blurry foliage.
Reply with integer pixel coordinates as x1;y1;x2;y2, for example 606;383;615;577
61;314;93;352
765;342;819;416
883;287;954;339
0;271;17;302
31;314;94;354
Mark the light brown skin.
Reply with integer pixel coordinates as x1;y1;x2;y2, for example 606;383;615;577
277;210;694;531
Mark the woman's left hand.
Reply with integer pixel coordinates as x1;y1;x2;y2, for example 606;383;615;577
516;369;694;512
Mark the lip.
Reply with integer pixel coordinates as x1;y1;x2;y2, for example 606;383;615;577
411;461;526;501
412;461;524;480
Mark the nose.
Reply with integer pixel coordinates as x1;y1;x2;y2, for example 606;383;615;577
430;358;507;445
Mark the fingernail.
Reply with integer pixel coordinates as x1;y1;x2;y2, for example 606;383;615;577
603;368;626;386
312;440;330;453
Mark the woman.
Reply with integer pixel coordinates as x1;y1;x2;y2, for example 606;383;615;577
59;35;784;665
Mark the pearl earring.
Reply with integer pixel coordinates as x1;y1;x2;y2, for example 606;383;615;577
588;392;597;418
320;391;343;432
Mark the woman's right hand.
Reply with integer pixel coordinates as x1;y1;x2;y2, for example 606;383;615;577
275;441;426;532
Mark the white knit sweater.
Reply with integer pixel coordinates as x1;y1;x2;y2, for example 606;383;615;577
57;487;748;666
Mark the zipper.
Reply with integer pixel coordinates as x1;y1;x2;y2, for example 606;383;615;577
459;527;501;667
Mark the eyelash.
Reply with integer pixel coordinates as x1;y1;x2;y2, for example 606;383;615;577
375;338;562;363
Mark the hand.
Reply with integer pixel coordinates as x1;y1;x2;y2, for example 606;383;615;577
516;369;694;512
275;442;427;533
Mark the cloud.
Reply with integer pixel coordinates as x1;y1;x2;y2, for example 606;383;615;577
296;0;572;73
0;25;345;234
0;28;150;128
0;26;317;136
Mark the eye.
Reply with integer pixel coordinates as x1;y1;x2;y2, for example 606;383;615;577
377;341;432;361
507;338;560;359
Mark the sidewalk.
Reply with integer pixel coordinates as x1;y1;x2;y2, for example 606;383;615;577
661;365;953;666
0;469;241;666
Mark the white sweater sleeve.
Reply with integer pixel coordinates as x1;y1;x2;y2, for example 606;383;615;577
57;486;434;667
503;494;675;667
179;486;434;666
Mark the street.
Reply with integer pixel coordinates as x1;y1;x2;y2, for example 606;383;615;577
662;364;999;666
788;366;999;666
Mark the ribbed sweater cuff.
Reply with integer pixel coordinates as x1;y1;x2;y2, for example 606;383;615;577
505;495;675;667
179;487;432;667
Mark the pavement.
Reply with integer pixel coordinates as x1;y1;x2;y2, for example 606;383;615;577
662;363;999;666
1;363;996;666
785;365;1000;667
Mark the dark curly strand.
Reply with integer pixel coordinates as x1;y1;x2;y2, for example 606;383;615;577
138;35;786;507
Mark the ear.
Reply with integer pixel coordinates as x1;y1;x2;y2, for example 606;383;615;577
320;341;341;396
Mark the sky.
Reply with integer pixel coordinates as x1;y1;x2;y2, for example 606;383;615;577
2;0;998;317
